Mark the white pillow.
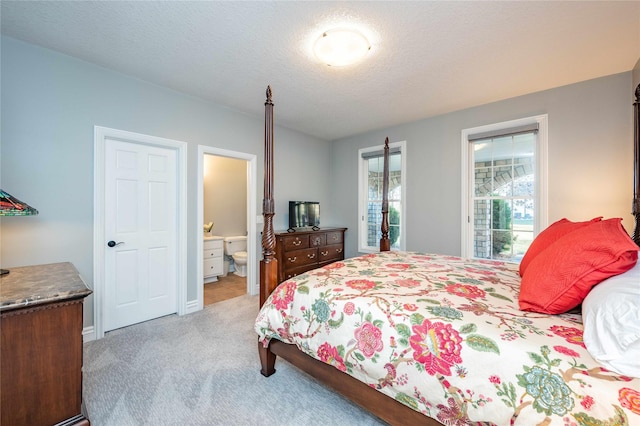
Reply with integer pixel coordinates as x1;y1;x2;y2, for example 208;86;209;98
582;255;640;378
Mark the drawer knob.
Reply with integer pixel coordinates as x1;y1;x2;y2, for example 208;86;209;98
307;253;316;259
321;250;328;256
337;248;343;253
288;256;297;263
293;240;301;246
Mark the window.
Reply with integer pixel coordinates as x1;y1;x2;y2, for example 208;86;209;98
461;116;547;261
358;141;406;252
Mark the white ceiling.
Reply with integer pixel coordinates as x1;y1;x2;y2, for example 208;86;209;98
2;1;639;141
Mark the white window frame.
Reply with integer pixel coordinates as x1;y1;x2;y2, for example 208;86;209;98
358;140;407;253
460;115;548;259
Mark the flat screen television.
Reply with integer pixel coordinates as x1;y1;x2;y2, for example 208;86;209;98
289;201;320;230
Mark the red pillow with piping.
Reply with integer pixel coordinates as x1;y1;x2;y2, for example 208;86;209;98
518;218;639;314
518;217;602;277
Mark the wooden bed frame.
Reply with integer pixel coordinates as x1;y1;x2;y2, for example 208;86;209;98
257;84;640;425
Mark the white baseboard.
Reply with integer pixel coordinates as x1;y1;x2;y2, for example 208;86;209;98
82;302;199;342
83;301;201;343
186;299;200;314
83;326;96;343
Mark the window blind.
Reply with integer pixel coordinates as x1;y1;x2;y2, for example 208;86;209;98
361;147;401;160
468;123;539;142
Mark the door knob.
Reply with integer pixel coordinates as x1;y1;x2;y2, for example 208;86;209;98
107;240;124;247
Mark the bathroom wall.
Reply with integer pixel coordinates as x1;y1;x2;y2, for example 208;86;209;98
203;155;247;237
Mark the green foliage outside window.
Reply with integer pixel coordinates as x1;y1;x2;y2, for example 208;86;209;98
389;206;400;247
492;199;512;256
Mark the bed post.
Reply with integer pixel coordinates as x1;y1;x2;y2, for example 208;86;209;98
632;84;640;247
380;137;391;252
260;85;278;307
259;86;278;377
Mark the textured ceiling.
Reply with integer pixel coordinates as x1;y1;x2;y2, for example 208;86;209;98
1;1;639;141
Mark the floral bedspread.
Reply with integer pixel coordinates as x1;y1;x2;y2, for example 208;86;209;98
255;251;640;425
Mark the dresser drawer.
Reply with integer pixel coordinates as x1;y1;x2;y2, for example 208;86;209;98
319;244;344;262
281;235;309;250
309;233;326;247
204;239;223;250
283;247;318;269
283;265;315;281
325;231;344;245
204;248;223;259
204;258;223;277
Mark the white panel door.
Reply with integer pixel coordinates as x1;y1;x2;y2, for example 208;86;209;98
104;139;177;331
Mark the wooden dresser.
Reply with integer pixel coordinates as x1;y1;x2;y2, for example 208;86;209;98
1;262;92;426
274;227;347;283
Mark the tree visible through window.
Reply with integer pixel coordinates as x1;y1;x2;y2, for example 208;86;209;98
462;116;547;262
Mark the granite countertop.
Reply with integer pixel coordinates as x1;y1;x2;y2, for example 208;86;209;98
0;262;92;312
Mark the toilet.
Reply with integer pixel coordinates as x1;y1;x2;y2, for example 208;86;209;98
224;236;248;277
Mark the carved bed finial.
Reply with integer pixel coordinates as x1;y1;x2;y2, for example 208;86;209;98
635;83;640;102
266;85;273;105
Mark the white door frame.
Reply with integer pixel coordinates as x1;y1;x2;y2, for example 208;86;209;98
93;126;188;339
197;145;258;310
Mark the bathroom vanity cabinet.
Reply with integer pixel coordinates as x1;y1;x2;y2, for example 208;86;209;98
274;227;347;284
203;236;224;282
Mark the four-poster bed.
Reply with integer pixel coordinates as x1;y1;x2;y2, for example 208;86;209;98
256;85;640;425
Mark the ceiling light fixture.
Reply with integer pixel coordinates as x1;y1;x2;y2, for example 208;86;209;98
314;28;371;67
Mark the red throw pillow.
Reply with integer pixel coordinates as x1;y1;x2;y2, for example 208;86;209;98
518;218;639;314
519;217;602;277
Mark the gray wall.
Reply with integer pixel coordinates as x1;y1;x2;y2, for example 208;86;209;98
203;155;247;237
0;36;334;328
332;72;635;258
2;35;637;331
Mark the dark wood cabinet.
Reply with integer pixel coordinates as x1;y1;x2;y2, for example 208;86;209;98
1;262;92;426
275;227;346;283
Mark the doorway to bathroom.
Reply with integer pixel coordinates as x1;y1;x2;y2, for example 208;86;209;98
196;146;257;310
